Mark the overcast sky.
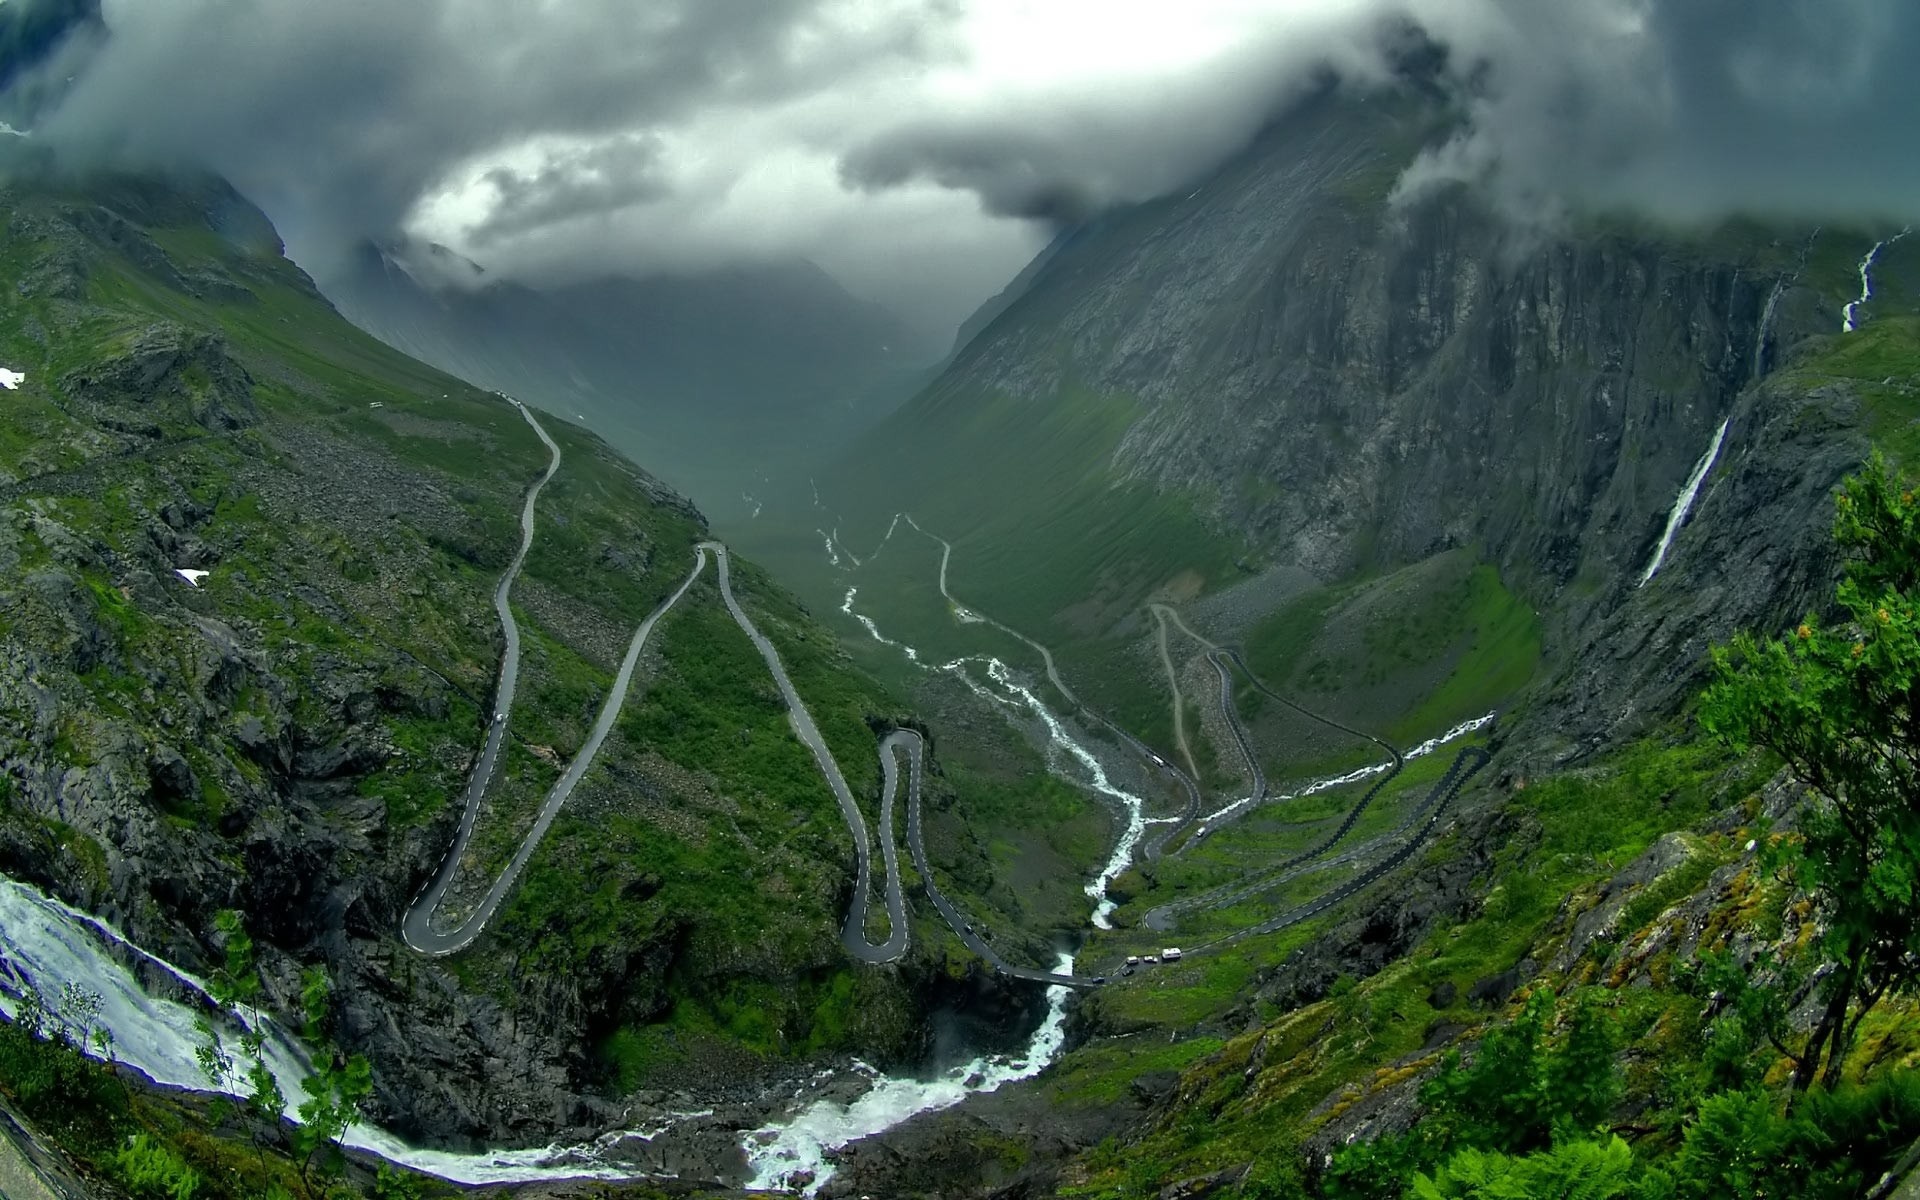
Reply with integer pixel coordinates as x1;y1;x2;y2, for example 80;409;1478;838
33;0;1920;344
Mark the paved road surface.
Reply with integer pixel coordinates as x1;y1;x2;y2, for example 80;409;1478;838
401;429;916;962
1184;747;1489;955
1208;650;1267;806
894;728;1093;989
402;399;566;954
708;542;908;964
402;460;1465;983
1151;606;1201;782
403;545;709;955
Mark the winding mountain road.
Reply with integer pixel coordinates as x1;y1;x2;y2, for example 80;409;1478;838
1182;746;1489;955
1151;606;1201;783
894;728;1091;988
405;441;1485;985
708;542;906;963
403;409;915;961
403;399;566;955
885;517;1496;971
1182;645;1405;848
903;517;1203;858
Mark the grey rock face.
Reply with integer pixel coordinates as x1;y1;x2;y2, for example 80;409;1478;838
61;324;259;433
925;85;1869;751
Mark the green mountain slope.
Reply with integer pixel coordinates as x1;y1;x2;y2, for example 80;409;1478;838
0;168;1001;1147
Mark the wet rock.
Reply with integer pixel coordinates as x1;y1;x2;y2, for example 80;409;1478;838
1468;961;1534;1009
146;746;196;804
1552;832;1697;971
1130;1070;1181;1106
1160;1165;1250;1199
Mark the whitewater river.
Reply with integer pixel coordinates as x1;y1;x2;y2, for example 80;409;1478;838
743;954;1075;1192
0;876;1077;1193
0;546;1499;1195
0;580;1107;1194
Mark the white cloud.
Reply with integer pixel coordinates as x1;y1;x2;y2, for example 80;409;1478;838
33;0;1920;343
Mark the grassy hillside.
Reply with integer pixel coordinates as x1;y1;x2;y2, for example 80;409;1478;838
0;167;976;1129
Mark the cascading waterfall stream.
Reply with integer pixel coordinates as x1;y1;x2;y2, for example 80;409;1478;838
841;586;918;662
1194;712;1494;833
1754;279;1786;380
742;954;1076;1196
972;658;1156;930
0;880;695;1186
1639;419;1730;586
835;569;1155;930
1843;228;1910;333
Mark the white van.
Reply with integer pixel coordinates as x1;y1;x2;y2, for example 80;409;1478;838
1162;947;1184;961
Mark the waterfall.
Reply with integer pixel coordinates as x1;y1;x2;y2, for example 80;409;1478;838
1638;419;1730;586
743;953;1076;1197
1843;228;1911;332
0;879;698;1186
1753;280;1785;380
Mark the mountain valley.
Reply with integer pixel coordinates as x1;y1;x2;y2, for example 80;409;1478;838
6;7;1920;1200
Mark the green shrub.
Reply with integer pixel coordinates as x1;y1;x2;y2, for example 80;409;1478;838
111;1134;200;1200
1412;1137;1637;1200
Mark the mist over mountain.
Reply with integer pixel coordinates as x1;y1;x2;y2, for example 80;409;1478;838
0;0;102;126
10;5;1920;1200
320;238;940;510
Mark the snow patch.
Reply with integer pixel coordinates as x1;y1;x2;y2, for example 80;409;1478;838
0;367;25;389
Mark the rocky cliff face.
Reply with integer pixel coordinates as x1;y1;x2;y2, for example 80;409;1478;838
846;82;1889;748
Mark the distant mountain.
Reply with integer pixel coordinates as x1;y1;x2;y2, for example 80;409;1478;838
321;239;940;514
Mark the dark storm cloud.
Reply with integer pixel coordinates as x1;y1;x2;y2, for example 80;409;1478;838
839;6;1407;226
24;0;1920;344
36;0;945;273
473;134;673;245
840;0;1920;235
1395;0;1920;227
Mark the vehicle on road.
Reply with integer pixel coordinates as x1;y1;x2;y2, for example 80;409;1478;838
1162;947;1184;961
1125;955;1141;966
1144;954;1159;964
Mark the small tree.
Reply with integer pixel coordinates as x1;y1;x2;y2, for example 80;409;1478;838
294;1054;373;1196
1702;451;1920;1091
